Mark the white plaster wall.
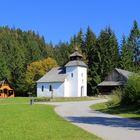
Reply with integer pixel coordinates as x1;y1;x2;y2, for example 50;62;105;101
66;67;78;97
77;67;87;96
66;66;87;97
37;82;64;97
64;78;69;97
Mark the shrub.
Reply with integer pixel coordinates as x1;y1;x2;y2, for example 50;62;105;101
121;74;140;105
107;88;122;106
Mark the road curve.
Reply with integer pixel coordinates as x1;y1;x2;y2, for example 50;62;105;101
41;99;140;140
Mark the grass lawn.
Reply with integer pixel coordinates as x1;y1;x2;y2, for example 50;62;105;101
0;98;101;140
90;102;140;120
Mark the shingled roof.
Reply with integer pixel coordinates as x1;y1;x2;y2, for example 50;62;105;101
98;81;125;86
0;80;5;85
69;51;83;57
65;60;87;67
115;68;132;80
0;80;9;85
98;68;133;86
37;67;67;83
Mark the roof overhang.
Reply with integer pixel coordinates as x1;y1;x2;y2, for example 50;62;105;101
98;81;125;86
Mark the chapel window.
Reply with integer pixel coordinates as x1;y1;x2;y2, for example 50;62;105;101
42;85;44;92
71;73;73;78
49;85;52;91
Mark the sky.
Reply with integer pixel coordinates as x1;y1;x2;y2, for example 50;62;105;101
0;0;140;45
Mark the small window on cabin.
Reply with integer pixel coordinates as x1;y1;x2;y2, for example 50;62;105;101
81;73;83;77
71;73;73;78
42;85;44;92
49;85;52;91
9;90;13;96
0;90;2;93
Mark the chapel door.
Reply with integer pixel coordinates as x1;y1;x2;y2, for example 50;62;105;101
81;86;84;96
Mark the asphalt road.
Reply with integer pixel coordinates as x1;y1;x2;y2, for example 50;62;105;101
42;99;140;140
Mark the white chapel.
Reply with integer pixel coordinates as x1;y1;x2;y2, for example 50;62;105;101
37;50;87;97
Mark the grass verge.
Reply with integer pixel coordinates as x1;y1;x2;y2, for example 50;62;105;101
34;96;101;102
0;97;101;140
90;102;140;120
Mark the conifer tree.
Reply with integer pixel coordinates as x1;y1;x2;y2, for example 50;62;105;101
0;55;11;80
77;28;84;49
120;36;133;70
97;27;119;80
84;26;96;67
84;27;97;95
128;20;140;69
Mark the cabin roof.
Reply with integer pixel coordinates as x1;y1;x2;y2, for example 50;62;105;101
98;68;133;86
115;68;132;79
0;80;14;90
37;67;67;83
98;81;125;86
0;80;9;85
0;80;5;85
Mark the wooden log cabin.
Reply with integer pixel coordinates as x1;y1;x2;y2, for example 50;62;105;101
0;80;14;98
98;68;133;94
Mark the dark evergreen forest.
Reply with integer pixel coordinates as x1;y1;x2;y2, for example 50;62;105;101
0;20;140;96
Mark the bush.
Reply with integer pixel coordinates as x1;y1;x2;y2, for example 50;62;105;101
107;88;122;106
121;74;140;105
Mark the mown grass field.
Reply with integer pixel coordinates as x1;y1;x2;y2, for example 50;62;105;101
0;98;101;140
90;102;140;120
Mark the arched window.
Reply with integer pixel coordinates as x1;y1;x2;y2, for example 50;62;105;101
49;85;52;91
42;85;44;92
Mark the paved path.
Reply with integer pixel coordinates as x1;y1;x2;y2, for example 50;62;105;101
40;99;140;140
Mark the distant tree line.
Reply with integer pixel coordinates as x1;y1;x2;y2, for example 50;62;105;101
0;20;140;96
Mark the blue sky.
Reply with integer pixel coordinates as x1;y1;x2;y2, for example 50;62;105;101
0;0;140;44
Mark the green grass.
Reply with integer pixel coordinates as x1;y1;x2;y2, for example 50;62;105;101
0;97;29;104
0;98;101;140
90;102;140;120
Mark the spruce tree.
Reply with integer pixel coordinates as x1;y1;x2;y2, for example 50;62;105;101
77;28;84;49
0;55;11;80
97;27;119;80
85;26;96;67
84;27;97;95
120;36;133;70
128;20;140;69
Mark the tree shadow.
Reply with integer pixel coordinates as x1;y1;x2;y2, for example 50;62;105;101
66;116;140;130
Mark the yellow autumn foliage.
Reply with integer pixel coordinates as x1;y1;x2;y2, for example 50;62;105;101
25;57;57;87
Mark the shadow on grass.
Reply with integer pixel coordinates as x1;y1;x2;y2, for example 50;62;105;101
67;116;140;130
95;103;140;120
